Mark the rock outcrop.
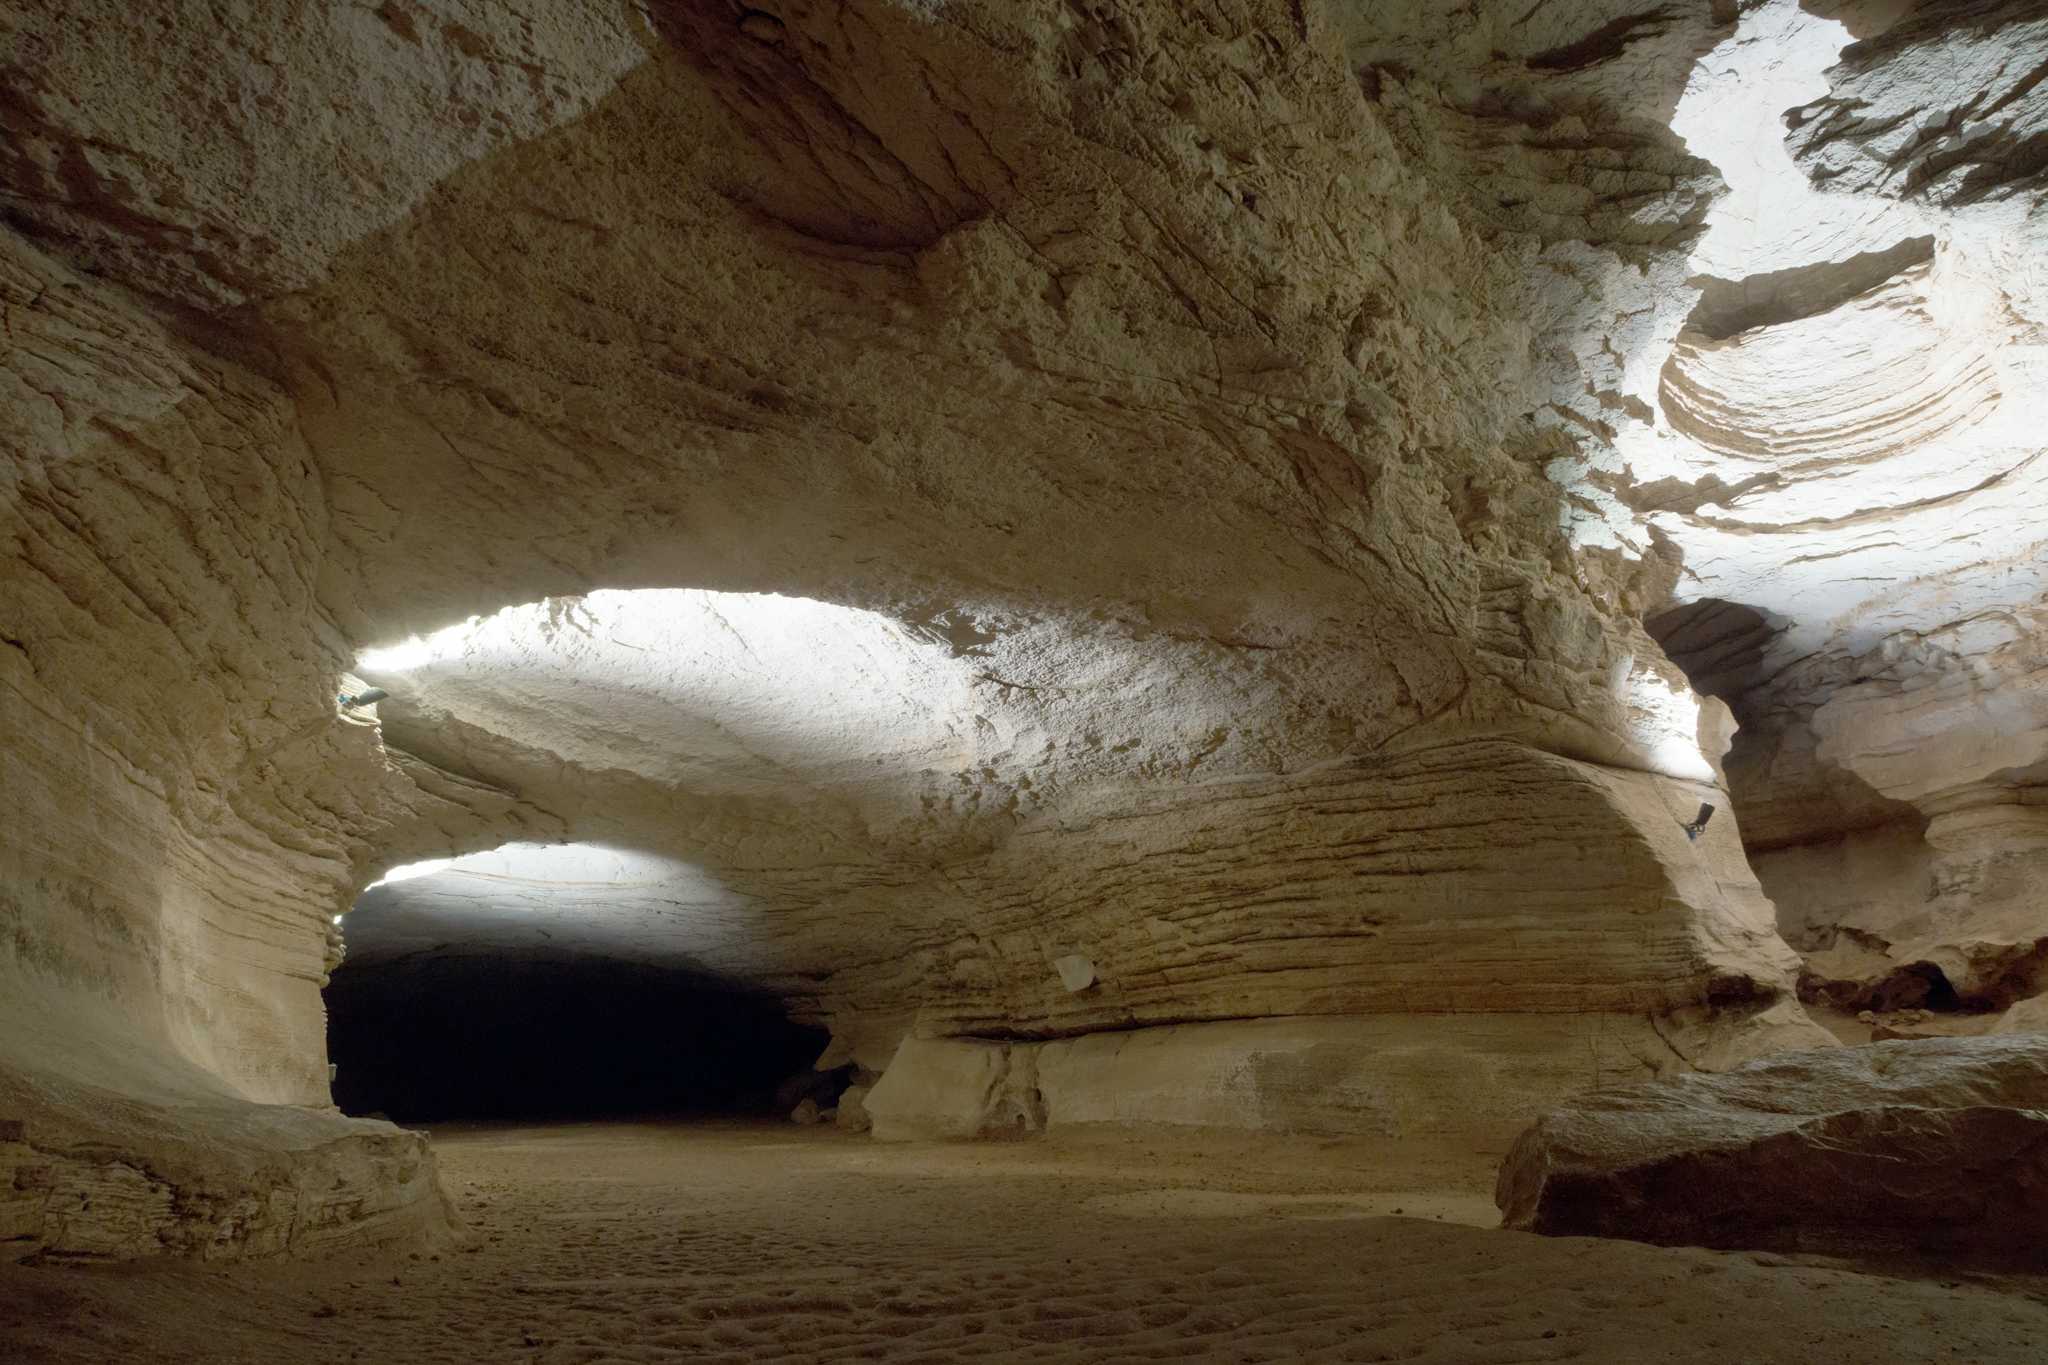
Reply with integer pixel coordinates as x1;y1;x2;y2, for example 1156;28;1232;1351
0;966;456;1261
866;1008;1821;1148
1;215;541;1255
1498;1035;2048;1259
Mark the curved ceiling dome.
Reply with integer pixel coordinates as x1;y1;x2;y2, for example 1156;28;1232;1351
345;843;742;970
355;589;979;796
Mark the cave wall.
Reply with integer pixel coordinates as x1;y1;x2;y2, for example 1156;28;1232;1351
1;232;338;1105
0;0;1913;1257
353;594;1813;1081
0;232;501;1258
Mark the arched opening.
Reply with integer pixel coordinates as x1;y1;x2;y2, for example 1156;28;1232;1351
325;844;830;1123
322;585;951;1125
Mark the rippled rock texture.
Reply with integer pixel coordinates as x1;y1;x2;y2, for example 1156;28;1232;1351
1498;1036;2048;1260
6;0;2040;1256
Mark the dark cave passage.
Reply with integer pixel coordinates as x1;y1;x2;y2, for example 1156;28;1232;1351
325;949;827;1124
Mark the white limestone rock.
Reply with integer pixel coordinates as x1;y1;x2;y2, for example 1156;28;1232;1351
834;1085;873;1135
1;0;1928;1257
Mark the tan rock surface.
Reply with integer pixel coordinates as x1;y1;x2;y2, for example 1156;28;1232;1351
0;974;456;1261
26;0;2048;1264
1758;823;2048;1013
1499;1035;2048;1258
866;1008;1827;1149
350;609;1818;1049
1994;994;2048;1035
1603;0;2048;1039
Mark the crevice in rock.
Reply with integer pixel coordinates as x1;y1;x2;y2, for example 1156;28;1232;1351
1525;10;1680;72
1684;234;1933;340
1971;939;2048;1012
1799;936;2048;1017
1647;598;1783;703
1802;957;1961;1014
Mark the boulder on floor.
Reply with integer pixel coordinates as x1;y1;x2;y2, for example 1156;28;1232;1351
1497;1036;2048;1259
834;1085;873;1135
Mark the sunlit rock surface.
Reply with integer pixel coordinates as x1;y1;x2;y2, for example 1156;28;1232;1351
348;589;1822;1103
5;0;2041;1259
1499;1035;2048;1260
1553;0;2048;1033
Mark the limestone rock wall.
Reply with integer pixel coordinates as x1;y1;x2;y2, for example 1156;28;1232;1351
347;592;1823;1077
0;1091;456;1262
0;232;511;1256
0;0;1889;1256
0;224;559;1089
866;1005;1821;1151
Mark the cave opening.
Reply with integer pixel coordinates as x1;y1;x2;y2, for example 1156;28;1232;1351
318;586;950;1124
325;847;830;1125
1801;958;1961;1016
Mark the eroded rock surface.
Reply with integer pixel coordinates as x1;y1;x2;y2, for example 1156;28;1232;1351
0;968;456;1261
10;0;2040;1257
1498;1035;2048;1259
1587;0;2048;1034
345;598;1816;1070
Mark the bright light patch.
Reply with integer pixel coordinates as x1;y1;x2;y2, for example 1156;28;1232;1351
1624;666;1714;783
356;617;484;674
340;842;746;968
365;856;456;889
347;588;979;792
363;844;687;895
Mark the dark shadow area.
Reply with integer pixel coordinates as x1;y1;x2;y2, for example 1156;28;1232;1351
1649;597;1928;854
326;949;827;1123
1684;235;1933;340
1646;597;1783;703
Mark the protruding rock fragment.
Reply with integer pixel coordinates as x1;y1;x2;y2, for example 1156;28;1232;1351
737;10;784;45
1052;954;1097;994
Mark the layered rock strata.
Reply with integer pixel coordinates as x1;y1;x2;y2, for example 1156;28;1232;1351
347;589;1829;1134
865;1009;1819;1148
1563;0;2048;1035
0;1109;453;1263
0;0;1923;1256
0;967;456;1261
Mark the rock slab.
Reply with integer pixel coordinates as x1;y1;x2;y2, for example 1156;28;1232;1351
863;1008;1825;1148
1497;1036;2048;1259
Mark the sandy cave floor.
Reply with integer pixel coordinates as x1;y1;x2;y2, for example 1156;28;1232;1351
4;1121;2047;1363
